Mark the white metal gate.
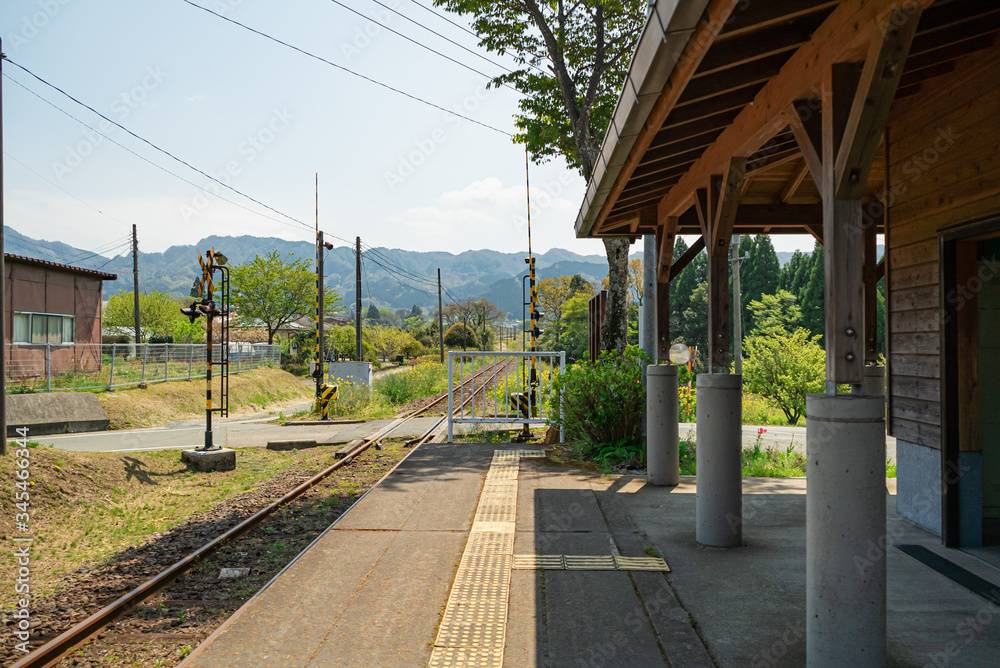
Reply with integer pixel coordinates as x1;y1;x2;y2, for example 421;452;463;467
447;350;565;443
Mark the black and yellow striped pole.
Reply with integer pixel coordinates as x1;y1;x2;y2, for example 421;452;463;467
203;250;216;450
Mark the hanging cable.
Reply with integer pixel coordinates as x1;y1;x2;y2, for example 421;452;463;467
175;0;511;136
327;0;518;90
4;152;133;231
4;74;317;239
3;61;317;232
404;0;546;74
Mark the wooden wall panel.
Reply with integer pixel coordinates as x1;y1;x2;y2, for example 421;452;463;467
886;42;1000;448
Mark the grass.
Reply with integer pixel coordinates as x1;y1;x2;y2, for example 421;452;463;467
0;442;348;606
315;360;449;421
97;367;312;429
679;439;898;478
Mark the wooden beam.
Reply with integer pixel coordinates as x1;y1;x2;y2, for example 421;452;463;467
656;0;936;222
669;236;706;282
694;188;710;237
780;159;810;203
787;100;823;183
717;0;838;40
835;7;922;200
712;158;747;249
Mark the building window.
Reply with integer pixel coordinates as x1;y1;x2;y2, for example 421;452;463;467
12;312;75;344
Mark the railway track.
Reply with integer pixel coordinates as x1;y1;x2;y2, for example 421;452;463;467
8;361;503;668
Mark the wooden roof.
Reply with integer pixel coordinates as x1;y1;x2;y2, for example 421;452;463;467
576;0;1000;240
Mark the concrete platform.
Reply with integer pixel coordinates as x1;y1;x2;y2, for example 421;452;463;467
6;392;110;437
180;445;1000;668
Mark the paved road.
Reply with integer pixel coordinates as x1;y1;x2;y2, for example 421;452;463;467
35;415;447;453
679;422;898;462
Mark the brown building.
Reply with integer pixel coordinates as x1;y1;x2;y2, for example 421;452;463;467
4;254;117;379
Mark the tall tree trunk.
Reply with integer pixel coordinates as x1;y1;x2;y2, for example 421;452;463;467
601;237;630;353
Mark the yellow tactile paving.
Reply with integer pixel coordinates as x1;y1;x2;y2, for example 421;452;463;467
429;449;543;667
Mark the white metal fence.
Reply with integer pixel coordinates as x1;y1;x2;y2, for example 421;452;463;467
447;350;565;443
4;343;281;393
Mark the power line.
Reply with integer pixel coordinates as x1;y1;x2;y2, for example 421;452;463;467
4;152;133;231
367;0;518;75
360;245;438;288
361;251;437;297
3;59;316;233
404;0;545;73
176;0;511;136
327;0;518;90
2;72;315;237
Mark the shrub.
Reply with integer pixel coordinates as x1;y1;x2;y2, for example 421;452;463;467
742;328;825;424
551;345;649;459
148;335;174;344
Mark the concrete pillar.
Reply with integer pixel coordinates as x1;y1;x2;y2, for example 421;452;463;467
647;365;679;486
695;373;742;547
806;393;886;667
642;235;657;361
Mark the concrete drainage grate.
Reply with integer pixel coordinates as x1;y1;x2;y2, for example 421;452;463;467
429;449;544;668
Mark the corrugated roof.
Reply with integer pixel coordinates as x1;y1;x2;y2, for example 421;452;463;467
4;253;118;281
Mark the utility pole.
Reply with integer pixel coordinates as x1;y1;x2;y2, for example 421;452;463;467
1;38;6;455
731;235;743;375
437;268;444;363
355;236;362;361
132;225;141;345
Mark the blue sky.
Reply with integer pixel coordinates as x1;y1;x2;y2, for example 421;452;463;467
1;0;815;266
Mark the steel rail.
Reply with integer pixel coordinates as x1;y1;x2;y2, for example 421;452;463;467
12;360;502;668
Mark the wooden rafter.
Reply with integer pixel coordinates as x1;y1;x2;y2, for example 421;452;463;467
656;0;937;222
588;0;746;236
669;236;706;281
780;159;811;203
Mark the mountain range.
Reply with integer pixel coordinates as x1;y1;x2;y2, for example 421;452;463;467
4;227;803;319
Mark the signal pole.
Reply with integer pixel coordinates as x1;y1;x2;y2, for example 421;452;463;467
132;225;141;344
437;268;444;363
355;236;362;361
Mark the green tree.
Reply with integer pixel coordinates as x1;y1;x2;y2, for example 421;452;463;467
435;0;646;353
537;275;575;348
561;291;591;362
366;304;381;322
444;322;479;349
747;290;802;337
738;235;780;335
779;250;804;293
800;242;825;341
230;251;340;345
103;290;186;341
743;328;826;424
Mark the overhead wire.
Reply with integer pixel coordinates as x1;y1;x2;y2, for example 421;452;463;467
366;0;518;74
403;0;546;74
2;60;317;233
4;152;133;231
3;74;317;240
327;0;518;91
361;250;437;297
176;0;511;136
359;244;438;288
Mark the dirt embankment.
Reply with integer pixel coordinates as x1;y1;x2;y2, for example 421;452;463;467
97;367;312;429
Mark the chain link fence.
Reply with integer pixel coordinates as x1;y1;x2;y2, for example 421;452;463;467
4;343;281;393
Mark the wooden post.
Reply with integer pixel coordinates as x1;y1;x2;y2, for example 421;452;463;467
655;217;677;362
821;8;919;388
863;213;879;363
704;159;746;373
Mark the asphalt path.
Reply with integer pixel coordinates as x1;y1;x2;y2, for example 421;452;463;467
34;415;448;453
